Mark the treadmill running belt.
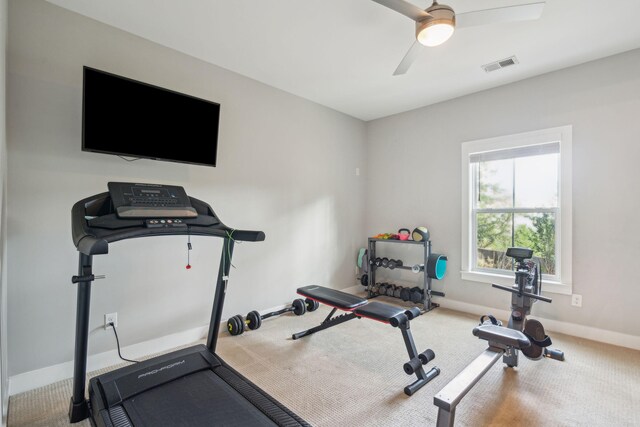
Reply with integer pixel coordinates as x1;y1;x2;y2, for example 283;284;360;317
122;370;278;427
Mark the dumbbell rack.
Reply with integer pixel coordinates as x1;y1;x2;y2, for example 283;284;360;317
367;238;445;312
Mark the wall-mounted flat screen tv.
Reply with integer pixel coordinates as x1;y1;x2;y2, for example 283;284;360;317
82;66;220;167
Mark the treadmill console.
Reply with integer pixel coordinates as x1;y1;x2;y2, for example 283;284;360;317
108;182;198;219
145;218;188;228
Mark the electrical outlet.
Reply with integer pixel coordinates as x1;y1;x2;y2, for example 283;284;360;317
105;312;118;329
355;167;360;176
571;294;582;307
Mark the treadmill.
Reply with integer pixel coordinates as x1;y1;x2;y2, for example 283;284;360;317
68;182;309;427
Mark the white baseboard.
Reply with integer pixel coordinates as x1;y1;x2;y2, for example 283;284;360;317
343;285;640;350
8;296;639;396
8;302;291;396
438;298;640;351
8;325;208;396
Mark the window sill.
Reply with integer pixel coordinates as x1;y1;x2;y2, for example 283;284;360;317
460;270;572;295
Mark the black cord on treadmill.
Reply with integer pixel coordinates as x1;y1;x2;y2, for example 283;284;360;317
109;322;139;363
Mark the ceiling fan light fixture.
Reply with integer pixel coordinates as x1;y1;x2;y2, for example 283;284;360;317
417;22;455;46
416;2;455;47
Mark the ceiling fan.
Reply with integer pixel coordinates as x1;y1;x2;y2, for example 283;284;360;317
371;0;545;75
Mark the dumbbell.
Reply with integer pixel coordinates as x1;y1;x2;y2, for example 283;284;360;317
380;283;393;297
377;283;388;295
226;314;246;336
378;283;389;296
370;282;378;294
403;349;436;375
381;257;390;268
410;287;424;304
393;286;404;299
386;284;397;297
374;257;383;267
385;285;422;302
227;298;318;336
306;299;320;312
388;259;403;270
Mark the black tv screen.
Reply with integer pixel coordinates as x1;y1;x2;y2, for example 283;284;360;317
82;67;220;167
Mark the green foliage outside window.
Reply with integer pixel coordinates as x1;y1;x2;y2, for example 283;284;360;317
475;161;556;275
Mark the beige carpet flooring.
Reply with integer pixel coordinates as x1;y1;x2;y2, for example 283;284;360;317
8;298;640;426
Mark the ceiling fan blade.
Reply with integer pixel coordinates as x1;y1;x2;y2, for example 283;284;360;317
456;2;545;29
393;40;423;75
371;0;430;22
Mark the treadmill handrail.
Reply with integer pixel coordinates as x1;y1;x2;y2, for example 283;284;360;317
72;192;265;255
68;188;279;426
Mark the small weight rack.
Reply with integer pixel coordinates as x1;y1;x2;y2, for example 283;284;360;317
367;238;445;312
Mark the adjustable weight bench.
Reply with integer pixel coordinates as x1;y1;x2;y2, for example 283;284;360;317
293;285;440;396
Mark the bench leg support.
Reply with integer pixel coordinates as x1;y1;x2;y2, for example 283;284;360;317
400;322;440;396
405;365;440;396
292;309;358;340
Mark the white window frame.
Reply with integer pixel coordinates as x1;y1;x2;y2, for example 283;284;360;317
461;126;572;295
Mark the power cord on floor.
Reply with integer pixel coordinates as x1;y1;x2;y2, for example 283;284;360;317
109;322;139;363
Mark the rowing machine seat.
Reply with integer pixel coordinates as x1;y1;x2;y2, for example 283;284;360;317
473;324;531;349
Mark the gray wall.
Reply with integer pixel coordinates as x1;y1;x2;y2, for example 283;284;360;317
1;0;8;421
7;0;366;376
367;48;640;337
6;0;640;381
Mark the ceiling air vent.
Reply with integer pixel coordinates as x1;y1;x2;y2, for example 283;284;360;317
482;56;519;73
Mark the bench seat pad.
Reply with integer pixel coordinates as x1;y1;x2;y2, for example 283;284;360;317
297;285;367;310
353;301;405;323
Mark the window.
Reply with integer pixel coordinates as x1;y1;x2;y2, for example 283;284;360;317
461;126;572;294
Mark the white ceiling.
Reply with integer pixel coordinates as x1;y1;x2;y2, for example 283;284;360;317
46;0;640;121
